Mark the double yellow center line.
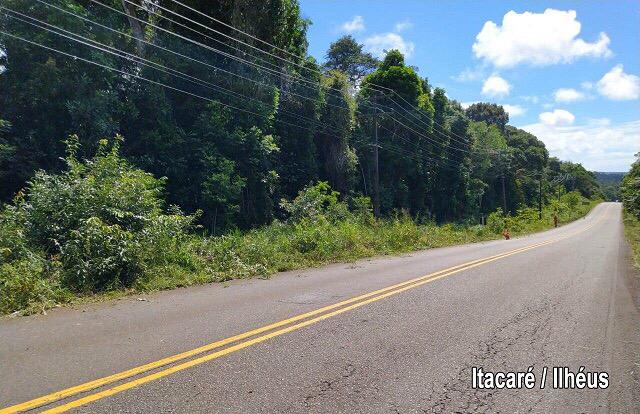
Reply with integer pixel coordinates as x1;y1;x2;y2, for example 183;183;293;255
1;206;607;413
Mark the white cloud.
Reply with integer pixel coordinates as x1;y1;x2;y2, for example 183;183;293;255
452;66;485;82
363;33;415;58
581;81;594;90
596;64;640;100
553;88;585;102
539;109;575;126
502;104;526;117
521;120;640;171
341;16;365;33
520;95;540;104
586;117;611;127
473;9;612;68
394;21;413;32
481;75;511;97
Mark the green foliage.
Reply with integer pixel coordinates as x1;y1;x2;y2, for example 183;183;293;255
486;208;505;234
0;0;611;313
357;49;437;218
380;50;406;70
622;209;640;270
1;174;599;314
621;153;640;219
202;184;597;284
485;191;596;235
21;135;164;250
0;136;202;312
594;172;624;201
279;181;349;223
621;153;640;271
465;103;509;132
553;160;602;199
0;258;69;315
1;0;602;233
324;35;379;86
315;71;357;193
62;216;142;291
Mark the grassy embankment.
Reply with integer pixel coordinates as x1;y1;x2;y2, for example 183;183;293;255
623;210;640;271
0;138;599;315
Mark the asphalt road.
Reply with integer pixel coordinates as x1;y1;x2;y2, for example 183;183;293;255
1;202;638;413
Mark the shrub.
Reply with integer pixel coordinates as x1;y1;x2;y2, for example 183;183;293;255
349;195;375;224
0;135;200;299
621;155;640;219
564;191;582;211
21;135;164;251
62;217;142;291
280;181;350;223
487;208;505;233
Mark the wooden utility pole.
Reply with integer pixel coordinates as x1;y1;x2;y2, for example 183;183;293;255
538;173;543;219
373;113;380;217
501;172;507;213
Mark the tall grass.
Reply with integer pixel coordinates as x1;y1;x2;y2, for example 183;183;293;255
623;210;640;270
192;193;598;284
1;172;599;316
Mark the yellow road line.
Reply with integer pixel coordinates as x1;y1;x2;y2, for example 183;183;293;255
0;241;554;413
40;241;555;414
1;206;608;413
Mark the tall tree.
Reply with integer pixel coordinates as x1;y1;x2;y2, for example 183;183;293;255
468;121;509;215
275;58;322;199
358;50;430;216
315;71;357;193
324;35;379;87
465;103;509;133
621;153;640;219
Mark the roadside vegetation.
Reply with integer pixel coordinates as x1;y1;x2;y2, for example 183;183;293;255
621;153;640;270
0;1;606;314
0;138;599;315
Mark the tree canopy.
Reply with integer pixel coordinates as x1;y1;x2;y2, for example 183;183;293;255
465;103;509;132
324;35;379;87
0;0;603;233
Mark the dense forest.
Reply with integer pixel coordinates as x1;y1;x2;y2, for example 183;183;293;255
0;0;601;230
595;172;625;201
0;0;608;313
621;153;640;270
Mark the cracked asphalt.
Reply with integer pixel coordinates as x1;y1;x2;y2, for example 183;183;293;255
1;202;639;413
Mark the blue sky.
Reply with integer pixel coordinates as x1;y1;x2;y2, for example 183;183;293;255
299;0;640;172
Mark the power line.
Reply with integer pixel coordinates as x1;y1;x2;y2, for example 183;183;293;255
123;0;291;78
37;0;469;163
377;124;466;171
1;20;454;172
167;0;318;74
37;0;349;116
0;29;331;136
104;0;475;158
7;4;460;170
6;2;482;168
165;0;485;154
1;7;352;138
92;0;362;114
364;85;479;151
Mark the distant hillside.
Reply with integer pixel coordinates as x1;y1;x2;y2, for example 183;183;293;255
594;172;625;201
594;172;625;184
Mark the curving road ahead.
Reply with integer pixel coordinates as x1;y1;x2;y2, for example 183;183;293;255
1;202;638;413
